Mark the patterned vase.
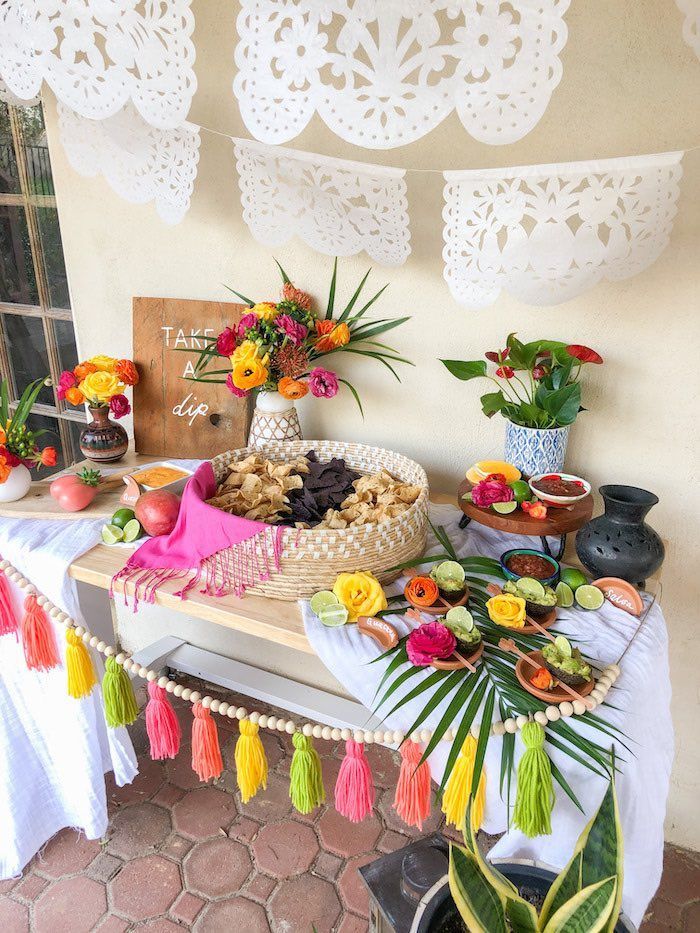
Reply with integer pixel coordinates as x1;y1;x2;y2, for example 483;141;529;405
504;421;570;478
80;406;129;463
248;391;302;449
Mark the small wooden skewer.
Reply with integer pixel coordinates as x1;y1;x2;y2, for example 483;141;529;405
525;614;557;642
498;637;595;710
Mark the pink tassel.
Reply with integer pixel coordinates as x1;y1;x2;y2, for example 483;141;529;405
191;702;223;781
145;683;181;760
393;740;432;830
0;572;18;638
21;594;60;671
334;739;375;823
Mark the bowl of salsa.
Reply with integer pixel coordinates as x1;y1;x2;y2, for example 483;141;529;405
500;548;560;586
528;472;591;506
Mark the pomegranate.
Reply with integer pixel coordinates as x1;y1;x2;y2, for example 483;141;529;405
135;489;181;537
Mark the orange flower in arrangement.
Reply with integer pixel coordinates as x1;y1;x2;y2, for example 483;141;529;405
115;359;139;386
65;387;85;406
405;576;439;608
278;377;308;400
0;451;10;484
531;667;555;690
282;282;312;311
315;320;350;353
40;446;57;467
74;361;97;381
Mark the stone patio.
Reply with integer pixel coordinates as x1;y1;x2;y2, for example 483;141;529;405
0;693;697;932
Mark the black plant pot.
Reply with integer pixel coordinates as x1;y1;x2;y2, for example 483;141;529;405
575;485;664;586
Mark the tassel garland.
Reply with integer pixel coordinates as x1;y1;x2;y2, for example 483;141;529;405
442;735;486;831
66;628;98;698
513;721;554;837
21;594;60;671
0;572;18;637
235;719;268;802
102;656;139;727
335;739;374;823
146;683;181;760
393;740;431;830
289;732;325;814
191;702;223;781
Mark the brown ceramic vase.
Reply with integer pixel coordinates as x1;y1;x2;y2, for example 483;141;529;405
79;406;128;463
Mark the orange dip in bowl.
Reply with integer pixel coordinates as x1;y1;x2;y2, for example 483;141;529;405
132;466;189;488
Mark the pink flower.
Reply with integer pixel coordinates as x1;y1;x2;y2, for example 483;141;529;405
56;369;76;401
496;366;515;379
276;314;308;346
471;479;514;508
225;373;249;398
216;327;236;356
109;394;131;419
237;312;259;338
532;365;547;380
308;367;339;399
407;622;456;667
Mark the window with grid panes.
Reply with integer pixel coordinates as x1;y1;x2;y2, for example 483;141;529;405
0;99;82;475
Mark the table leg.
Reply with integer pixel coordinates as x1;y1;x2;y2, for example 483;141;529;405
459;515;472;529
540;534;566;561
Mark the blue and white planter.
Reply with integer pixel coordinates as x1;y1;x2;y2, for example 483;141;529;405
504;421;570;478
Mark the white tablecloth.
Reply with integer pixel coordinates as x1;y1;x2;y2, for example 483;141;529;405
302;504;673;927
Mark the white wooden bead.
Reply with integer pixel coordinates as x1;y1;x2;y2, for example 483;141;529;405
258;714;268;728
267;716;277;730
0;560;8;570
559;701;574;717
572;699;586;715
115;652;126;665
81;632;91;645
248;711;259;724
322;726;332;741
545;706;561;722
9;571;22;583
158;676;169;688
607;664;621;678
302;723;313;737
165;680;175;693
589;688;603;703
57;612;69;623
313;725;323;739
362;731;373;744
236;707;247;720
383;731;394;745
534;711;548;726
49;607;61;618
210;699;221;713
276;719;286;732
173;684;184;697
331;728;342;741
218;702;229;716
146;670;157;683
597;674;613;688
393;730;403;744
516;714;528;729
227;705;237;718
504;718;518;734
88;635;98;647
104;645;115;657
410;732;421;744
24;584;37;596
492;721;506;736
181;688;192;701
285;721;295;735
36;595;48;607
199;695;210;709
341;728;351;741
74;625;85;637
138;666;149;679
190;691;201;704
96;641;106;653
354;730;365;744
470;723;481;738
418;729;430;743
443;728;455;742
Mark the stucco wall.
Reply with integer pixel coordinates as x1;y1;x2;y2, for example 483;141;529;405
42;1;699;849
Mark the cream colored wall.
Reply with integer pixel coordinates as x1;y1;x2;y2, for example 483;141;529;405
42;1;699;848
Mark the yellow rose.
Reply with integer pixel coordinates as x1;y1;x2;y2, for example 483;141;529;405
333;571;387;622
486;593;526;629
79;371;124;403
251;302;279;322
231;357;269;391
88;354;117;372
231;340;261;366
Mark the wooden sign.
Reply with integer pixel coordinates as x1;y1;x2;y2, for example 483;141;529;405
132;297;251;458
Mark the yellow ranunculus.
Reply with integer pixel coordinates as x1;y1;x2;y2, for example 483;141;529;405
231;357;269;391
79;371;124;404
251;302;279;322
486;593;526;629
333;571;387;622
88;354;117;373
231;340;261;366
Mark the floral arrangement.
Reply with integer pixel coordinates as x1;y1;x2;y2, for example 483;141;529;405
441;334;603;429
56;355;139;419
189;260;411;411
467;470;549;520
0;377;57;482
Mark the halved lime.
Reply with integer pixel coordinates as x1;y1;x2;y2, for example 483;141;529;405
433;561;466;587
492;501;517;514
555;581;574;608
101;524;124;545
111;507;135;530
445;606;474;631
123;519;144;543
516;577;546;600
554;635;573;657
509;480;531;503
318;604;349;627
575;584;605;611
310;590;339;616
560;567;588;592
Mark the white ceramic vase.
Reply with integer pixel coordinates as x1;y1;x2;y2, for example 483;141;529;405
248;390;303;449
504;421;570;478
0;464;32;503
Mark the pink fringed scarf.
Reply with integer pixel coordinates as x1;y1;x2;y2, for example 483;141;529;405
111;462;285;608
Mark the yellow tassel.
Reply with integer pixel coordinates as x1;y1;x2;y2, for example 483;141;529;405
65;628;98;699
235;719;268;803
441;735;486;831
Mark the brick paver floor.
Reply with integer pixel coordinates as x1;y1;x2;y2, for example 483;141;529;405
0;692;697;931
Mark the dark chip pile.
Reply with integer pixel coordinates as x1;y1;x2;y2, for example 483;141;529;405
281;450;360;527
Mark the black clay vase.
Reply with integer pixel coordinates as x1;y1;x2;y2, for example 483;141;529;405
575;485;664;586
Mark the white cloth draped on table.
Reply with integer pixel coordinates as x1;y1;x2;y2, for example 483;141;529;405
302;504;673;927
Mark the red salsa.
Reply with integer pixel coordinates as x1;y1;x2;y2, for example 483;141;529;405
533;475;586;498
506;552;554;579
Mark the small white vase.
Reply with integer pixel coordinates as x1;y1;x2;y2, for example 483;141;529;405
0;464;32;503
248;390;303;449
504;421;570;478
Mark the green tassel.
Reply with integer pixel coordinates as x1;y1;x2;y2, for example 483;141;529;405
102;657;139;728
513;721;554;837
289;733;325;814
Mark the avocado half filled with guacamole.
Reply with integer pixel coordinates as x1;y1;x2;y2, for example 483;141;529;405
443;607;481;655
542;637;591;686
430;560;467;600
503;577;557;619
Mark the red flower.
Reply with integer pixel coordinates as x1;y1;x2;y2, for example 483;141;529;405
485;348;509;363
496;366;515;379
109;394;131;419
0;445;21;467
40;446;57;467
216;327;237;356
532;365;546;380
566;344;603;364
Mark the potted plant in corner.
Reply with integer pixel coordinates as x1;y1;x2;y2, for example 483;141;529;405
0;377;57;502
441;335;603;477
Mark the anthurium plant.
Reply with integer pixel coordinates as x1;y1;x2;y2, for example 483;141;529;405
449;776;624;933
441;335;603;429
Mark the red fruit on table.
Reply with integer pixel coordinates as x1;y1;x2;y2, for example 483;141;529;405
50;468;101;512
135;490;181;536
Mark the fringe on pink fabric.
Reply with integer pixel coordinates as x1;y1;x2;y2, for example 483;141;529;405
0;571;18;638
21;594;60;671
334;739;375;823
393;740;432;830
145;683;181;760
191;702;223;782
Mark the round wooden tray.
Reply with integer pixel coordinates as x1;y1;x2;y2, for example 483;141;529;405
405;587;470;616
458;478;593;537
515;650;595;702
432;640;484;671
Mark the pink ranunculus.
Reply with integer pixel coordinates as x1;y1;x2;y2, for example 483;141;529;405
216;326;237;356
225;373;249;398
56;369;77;401
109;394;131;419
276;313;308;347
407;622;456;667
237;312;259;338
471;479;514;508
308;367;339;399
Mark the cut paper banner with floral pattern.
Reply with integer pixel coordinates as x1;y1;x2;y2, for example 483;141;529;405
57;102;201;224
232;138;411;265
676;0;700;59
233;0;570;149
0;78;39;108
0;0;196;129
442;151;684;308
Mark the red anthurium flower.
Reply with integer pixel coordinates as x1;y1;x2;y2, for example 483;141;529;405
566;344;603;364
532;365;546;380
496;366;515;379
485;347;509;363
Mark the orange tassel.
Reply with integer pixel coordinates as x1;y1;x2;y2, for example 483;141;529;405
21;595;59;671
191;702;223;781
393;740;432;830
0;572;18;638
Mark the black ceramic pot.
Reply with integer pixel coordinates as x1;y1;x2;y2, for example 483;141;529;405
79;406;128;463
575;485;664;586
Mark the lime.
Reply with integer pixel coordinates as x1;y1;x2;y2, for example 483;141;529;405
111;507;136;530
509;480;531;503
122;519;144;543
575;584;606;611
310;590;339;616
318;604;349;627
492;501;517;514
515;577;546;600
433;561;466;587
554;635;572;657
101;524;124;545
560;567;588;592
445;606;474;631
555;581;575;608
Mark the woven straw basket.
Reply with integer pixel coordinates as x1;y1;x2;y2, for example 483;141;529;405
210;440;430;600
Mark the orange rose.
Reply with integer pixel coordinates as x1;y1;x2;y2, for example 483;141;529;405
115;359;139;386
0;453;10;484
0;424;5;445
74;361;97;381
278;377;308;400
65;387;85;406
315;320;350;353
